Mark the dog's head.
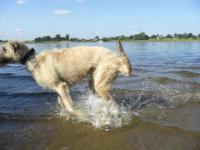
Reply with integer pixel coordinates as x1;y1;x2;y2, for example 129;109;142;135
0;41;31;66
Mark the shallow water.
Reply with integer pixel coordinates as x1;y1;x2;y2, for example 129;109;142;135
0;41;200;150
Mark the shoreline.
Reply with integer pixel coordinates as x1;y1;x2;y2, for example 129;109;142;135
24;39;200;44
1;37;200;44
1;39;200;45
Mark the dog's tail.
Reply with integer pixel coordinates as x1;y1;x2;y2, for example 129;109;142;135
118;41;132;76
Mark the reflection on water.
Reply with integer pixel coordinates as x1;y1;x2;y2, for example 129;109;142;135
0;41;200;150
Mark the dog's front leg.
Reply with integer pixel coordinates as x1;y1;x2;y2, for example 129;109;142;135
55;82;84;117
55;82;75;113
57;96;64;107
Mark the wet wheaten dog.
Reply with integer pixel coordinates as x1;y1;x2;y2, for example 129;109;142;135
0;41;132;116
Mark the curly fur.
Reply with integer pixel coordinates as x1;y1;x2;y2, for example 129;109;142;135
0;41;132;117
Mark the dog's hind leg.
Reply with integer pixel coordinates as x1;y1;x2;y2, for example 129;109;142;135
89;74;96;94
93;64;118;105
88;67;96;94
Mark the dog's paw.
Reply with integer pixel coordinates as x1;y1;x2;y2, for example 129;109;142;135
71;110;87;120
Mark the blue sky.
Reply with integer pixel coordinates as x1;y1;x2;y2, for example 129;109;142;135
0;0;199;40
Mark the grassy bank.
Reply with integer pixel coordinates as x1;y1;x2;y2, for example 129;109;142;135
106;38;200;42
1;38;199;44
25;38;200;44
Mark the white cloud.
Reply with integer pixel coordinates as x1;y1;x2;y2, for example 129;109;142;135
15;29;24;34
16;0;27;4
53;9;72;15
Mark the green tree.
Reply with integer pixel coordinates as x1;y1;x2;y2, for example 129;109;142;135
133;32;149;40
101;37;109;42
177;34;183;39
44;36;51;41
187;33;193;38
166;34;173;38
174;33;178;38
192;35;197;39
70;38;79;41
65;34;70;40
119;35;127;40
35;37;41;42
182;33;188;39
95;36;100;41
151;35;157;39
55;34;61;41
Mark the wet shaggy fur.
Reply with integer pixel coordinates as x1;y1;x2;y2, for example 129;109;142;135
0;41;132;117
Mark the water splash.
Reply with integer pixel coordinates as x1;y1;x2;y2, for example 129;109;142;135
57;92;133;130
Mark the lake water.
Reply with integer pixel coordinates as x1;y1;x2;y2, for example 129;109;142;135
0;41;200;150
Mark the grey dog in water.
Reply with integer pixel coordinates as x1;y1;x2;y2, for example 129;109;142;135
0;41;132;117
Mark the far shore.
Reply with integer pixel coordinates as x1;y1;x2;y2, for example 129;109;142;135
1;38;200;44
25;38;200;44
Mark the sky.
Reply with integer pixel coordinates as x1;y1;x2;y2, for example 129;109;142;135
0;0;200;40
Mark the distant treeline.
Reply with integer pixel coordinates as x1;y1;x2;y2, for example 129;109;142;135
0;39;6;42
101;32;200;42
33;32;200;42
34;34;70;42
1;32;200;43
